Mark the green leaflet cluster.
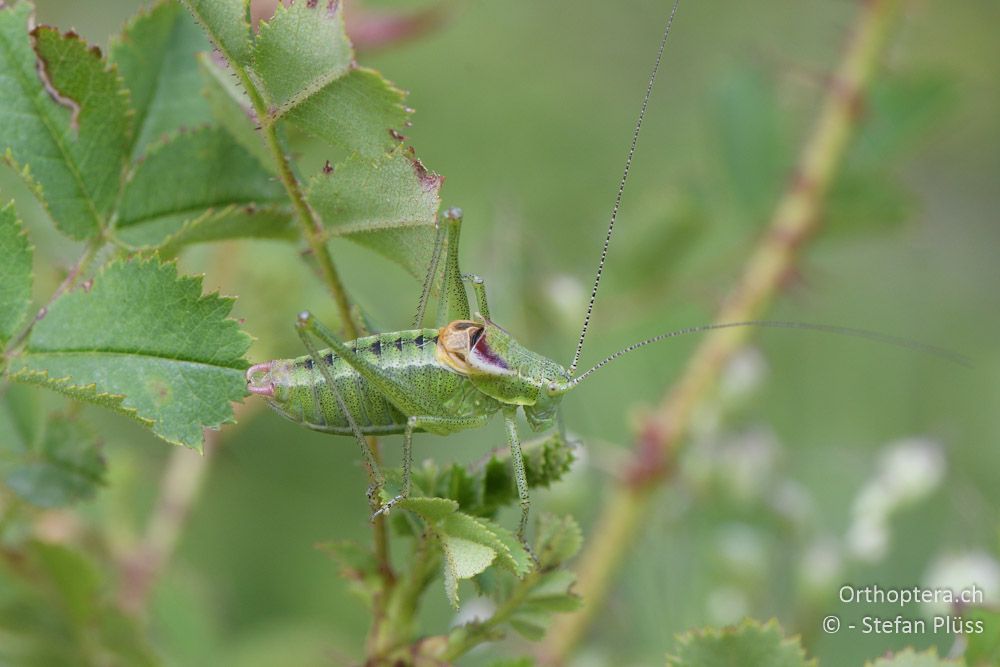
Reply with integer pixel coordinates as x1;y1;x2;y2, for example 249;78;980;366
0;0;444;259
180;0;444;277
0;0;584;657
412;431;575;518
0;0;448;461
667;619;816;667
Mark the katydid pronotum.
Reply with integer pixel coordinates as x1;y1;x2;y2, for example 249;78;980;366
245;0;963;552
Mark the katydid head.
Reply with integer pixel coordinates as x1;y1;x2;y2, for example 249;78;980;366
437;317;571;430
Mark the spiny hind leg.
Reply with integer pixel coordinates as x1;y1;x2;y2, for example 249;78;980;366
294;315;386;498
502;407;536;561
462;273;491;320
413;214;448;328
372;413;491;519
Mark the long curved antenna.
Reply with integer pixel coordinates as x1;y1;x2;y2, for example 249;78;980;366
569;0;682;376
566;320;971;388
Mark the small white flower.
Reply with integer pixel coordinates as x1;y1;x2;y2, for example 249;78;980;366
716;523;767;578
923;552;1000;617
799;537;843;595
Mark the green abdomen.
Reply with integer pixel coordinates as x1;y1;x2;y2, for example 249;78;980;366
264;329;465;435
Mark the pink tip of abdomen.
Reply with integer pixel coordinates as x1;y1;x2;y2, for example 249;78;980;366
246;362;275;397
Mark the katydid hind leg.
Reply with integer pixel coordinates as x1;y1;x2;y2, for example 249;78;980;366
298;312;439;418
413;216;447;328
438;208;471;326
295;316;386;494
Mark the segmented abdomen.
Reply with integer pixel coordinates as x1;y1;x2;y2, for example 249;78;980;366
262;329;464;435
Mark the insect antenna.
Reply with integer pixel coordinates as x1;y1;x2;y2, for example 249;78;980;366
562;320;971;389
569;0;682;376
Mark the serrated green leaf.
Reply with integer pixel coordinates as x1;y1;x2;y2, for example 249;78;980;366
667;619;814;667
309;149;441;278
441;535;496;607
509;615;547;641
964;607;1000;666
158;204;296;256
116;126;287;247
443;513;530;577
0;201;32;345
0;5;130;239
535;514;582;569
443;536;497;580
197;53;273;169
3;414;105;508
177;0;251;67
9;258;251;449
111;1;213;159
280;67;409;159
518;570;580;614
865;648;964;667
252;0;353;110
398;496;459;521
505;569;579;641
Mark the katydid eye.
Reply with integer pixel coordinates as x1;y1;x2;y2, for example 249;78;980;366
470;327;485;347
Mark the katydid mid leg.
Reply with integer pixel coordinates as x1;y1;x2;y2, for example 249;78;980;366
502;407;531;542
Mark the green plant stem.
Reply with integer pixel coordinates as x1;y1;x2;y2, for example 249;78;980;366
371;531;439;657
173;4;397;634
538;0;902;662
441;570;543;662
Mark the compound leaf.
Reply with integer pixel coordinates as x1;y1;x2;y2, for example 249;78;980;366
667;619;814;667
9;258;251;450
308;149;442;278
0;3;130;239
0;202;32;345
116;126;287;246
110;0;213;159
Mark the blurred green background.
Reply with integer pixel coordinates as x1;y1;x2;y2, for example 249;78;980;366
6;0;1000;664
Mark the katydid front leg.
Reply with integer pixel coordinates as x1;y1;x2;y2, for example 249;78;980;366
372;413;491;518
